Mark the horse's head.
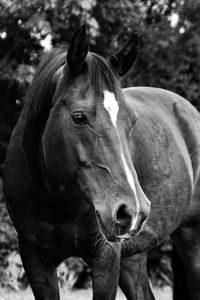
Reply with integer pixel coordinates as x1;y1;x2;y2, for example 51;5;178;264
25;26;151;242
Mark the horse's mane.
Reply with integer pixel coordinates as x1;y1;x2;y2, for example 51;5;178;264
24;48;66;126
23;48;121;127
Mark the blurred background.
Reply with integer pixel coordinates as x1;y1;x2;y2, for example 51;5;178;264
0;0;199;298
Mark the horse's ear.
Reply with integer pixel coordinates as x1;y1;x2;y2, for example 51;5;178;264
109;33;140;77
67;25;89;73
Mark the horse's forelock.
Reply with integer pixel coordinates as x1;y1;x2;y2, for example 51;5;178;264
86;53;121;96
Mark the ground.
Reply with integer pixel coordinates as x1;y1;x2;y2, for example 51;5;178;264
0;286;172;300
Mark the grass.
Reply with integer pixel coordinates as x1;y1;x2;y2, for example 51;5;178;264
0;286;172;300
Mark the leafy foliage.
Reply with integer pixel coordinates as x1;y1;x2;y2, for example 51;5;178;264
1;0;200;290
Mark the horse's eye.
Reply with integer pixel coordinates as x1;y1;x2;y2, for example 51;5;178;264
71;112;88;126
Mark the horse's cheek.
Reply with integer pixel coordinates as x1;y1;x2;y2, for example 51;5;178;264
42;113;78;183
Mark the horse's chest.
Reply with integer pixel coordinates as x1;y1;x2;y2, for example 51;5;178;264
27;193;94;259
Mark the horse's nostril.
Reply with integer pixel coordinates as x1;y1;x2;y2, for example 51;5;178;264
96;210;100;217
115;204;132;227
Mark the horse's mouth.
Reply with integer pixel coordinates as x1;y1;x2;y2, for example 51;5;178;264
112;227;144;242
115;233;132;240
95;211;132;242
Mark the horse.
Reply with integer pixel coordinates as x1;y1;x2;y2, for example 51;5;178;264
3;25;200;300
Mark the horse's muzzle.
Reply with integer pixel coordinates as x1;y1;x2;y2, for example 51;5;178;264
95;202;149;242
95;211;143;243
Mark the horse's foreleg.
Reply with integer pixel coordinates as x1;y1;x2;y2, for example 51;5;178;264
18;237;59;300
91;244;121;300
119;254;155;300
172;221;200;300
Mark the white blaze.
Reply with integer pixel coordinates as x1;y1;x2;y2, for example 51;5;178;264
121;152;136;195
121;151;140;230
103;90;119;127
103;90;140;230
